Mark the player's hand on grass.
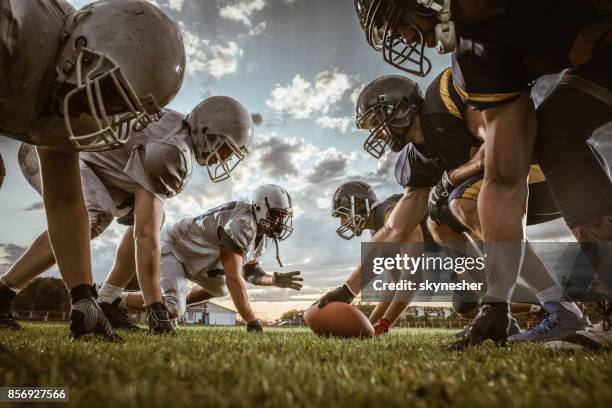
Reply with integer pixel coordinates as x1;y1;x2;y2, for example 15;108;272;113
247;319;263;333
273;271;303;291
315;284;355;309
428;171;455;225
373;318;392;336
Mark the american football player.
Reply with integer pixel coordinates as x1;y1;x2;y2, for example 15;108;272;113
0;0;185;340
318;73;589;343
330;180;431;335
354;0;611;348
0;96;252;335
101;185;299;333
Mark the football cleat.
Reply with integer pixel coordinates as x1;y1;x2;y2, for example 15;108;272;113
448;303;511;350
69;298;122;342
509;307;587;343
99;298;141;332
0;309;22;330
146;302;176;335
545;322;611;350
455;316;520;339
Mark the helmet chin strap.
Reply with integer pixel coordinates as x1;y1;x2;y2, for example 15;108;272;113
417;0;456;54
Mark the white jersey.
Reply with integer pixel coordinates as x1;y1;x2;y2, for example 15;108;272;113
80;109;194;203
162;201;267;280
0;0;73;139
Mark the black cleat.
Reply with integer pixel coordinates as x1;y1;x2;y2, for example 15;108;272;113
0;309;22;330
99;298;141;332
69;297;122;342
0;286;21;330
448;303;511;350
146;302;176;335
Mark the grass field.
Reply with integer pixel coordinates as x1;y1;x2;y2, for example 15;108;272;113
1;323;611;407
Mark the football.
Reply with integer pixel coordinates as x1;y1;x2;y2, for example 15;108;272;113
304;302;375;338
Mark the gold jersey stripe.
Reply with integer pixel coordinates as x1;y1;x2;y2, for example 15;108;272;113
453;82;523;103
440;68;462;119
459;165;547;201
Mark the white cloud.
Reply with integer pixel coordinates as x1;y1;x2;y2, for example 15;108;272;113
266;70;353;119
316;115;352;133
218;0;266;27
165;0;186;11
248;21;267;36
179;23;243;78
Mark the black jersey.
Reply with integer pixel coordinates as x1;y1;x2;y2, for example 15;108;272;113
395;68;480;189
371;194;436;244
372;194;403;233
452;0;612;110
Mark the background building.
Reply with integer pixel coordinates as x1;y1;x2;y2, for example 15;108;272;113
183;301;237;326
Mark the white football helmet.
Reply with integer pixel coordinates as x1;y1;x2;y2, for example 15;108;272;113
55;0;186;152
186;96;254;183
251;185;293;267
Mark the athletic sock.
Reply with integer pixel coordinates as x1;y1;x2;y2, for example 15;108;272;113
536;286;582;316
535;285;565;304
119;292;130;309
97;282;125;304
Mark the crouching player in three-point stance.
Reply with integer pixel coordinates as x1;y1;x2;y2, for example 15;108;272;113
0;96;253;335
100;185;300;333
0;0;186;340
330;180;434;335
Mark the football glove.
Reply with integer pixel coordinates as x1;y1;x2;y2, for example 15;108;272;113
316;284;355;309
428;171;456;225
374;318;393;335
273;271;303;291
247;319;263;333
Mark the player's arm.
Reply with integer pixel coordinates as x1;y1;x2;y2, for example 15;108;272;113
243;263;303;290
133;187;164;304
447;144;485;186
220;245;260;330
317;187;429;307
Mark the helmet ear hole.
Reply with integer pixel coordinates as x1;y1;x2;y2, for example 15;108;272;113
75;37;87;49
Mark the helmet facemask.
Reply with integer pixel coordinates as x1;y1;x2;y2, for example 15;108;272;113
62;47;162;152
359;0;432;77
332;196;372;240
257;199;294;241
196;131;248;183
357;96;418;159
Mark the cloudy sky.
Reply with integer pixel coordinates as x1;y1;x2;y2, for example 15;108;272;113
0;0;610;319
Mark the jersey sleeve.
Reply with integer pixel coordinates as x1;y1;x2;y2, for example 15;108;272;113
123;140;193;201
395;144;444;188
220;206;257;255
451;37;529;110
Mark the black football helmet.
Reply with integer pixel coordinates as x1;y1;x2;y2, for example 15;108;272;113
354;0;456;76
331;181;379;240
355;75;424;159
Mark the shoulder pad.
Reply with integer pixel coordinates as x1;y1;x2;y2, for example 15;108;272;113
395;144;443;188
222;203;258;253
144;139;193;199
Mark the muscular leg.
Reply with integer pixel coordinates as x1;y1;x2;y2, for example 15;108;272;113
37;149;92;289
481;94;535;303
2;232;57;289
101;228;137;289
